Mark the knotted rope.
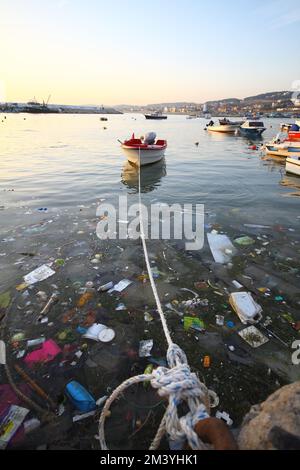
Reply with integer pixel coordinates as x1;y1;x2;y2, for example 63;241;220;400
98;148;218;449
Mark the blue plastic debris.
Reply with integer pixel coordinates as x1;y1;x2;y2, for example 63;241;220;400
76;326;88;335
65;380;96;412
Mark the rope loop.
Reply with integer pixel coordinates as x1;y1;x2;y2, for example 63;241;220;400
150;344;211;449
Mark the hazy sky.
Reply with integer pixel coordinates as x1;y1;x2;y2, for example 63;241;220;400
1;0;300;105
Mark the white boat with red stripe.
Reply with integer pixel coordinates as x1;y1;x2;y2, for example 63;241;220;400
120;132;167;166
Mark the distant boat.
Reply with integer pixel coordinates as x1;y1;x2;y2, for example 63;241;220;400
286;156;300;176
24;95;58;114
238;120;266;138
24;102;57;114
145;112;167;120
120;132;167;166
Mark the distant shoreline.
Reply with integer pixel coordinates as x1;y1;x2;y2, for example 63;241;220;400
0;103;122;115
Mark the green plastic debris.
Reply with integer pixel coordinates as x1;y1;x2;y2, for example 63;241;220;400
282;313;294;323
184;317;205;332
55;259;65;267
275;296;284;302
151;267;161;279
56;329;77;344
11;332;26;343
0;292;11;309
143;364;154;388
234;236;255;246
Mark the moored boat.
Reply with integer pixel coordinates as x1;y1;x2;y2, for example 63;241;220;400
265;125;300;158
287;123;300;141
238;120;266;138
120;132;167;166
286;156;300;176
265;141;300;158
205;118;241;134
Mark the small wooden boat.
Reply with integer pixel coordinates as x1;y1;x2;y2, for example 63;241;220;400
120;132;167;166
286;156;300;176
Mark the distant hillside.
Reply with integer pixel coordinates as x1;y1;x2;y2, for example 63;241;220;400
205;98;241;105
115;90;298;114
244;91;292;102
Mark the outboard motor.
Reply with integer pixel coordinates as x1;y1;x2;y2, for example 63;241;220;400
144;132;156;145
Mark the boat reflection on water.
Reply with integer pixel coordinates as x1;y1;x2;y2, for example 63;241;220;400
280;175;300;197
121;158;166;193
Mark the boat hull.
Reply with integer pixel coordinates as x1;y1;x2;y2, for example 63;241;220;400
207;125;237;133
266;144;300;158
239;128;265;138
145;115;167;120
286;157;300;176
122;146;166;166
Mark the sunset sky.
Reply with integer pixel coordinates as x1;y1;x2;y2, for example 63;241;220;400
1;0;300;105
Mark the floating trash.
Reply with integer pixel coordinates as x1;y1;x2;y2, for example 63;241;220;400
0;341;6;365
98;281;114;292
144;312;154;322
65;381;96;413
0;405;29;449
0;292;11;309
238;326;269;348
83;323;115;343
139;339;153;358
229;292;263;324
207;232;236;264
183;317;205;332
216;315;225;326
203;355;211;368
23;265;55;286
116;303;127;311
109;279;133;293
234;236;255;247
24;340;61;366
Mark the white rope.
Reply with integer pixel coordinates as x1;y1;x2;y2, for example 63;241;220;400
98;148;218;450
137;148;173;348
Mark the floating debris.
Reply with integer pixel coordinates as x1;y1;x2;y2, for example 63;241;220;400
23;265;55;286
229;292;263;324
139;340;153;358
207;232;236;264
238;326;269;348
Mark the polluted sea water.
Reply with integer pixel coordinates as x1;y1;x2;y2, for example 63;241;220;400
0;113;300;450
